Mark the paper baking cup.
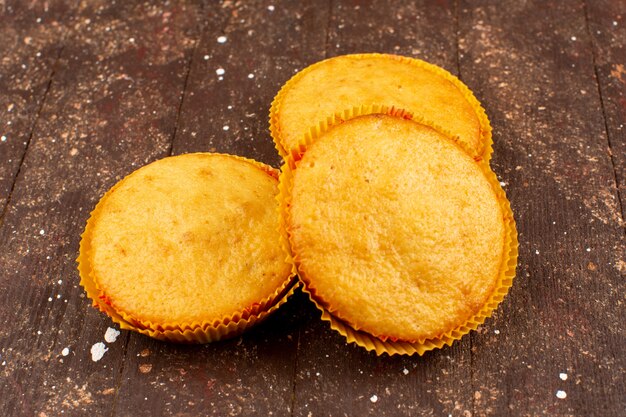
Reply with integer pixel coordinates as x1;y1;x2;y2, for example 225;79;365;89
78;153;298;343
278;114;518;356
269;53;493;163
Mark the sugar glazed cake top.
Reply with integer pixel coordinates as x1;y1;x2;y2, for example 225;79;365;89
287;114;507;343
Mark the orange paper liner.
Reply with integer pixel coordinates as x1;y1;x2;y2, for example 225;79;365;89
78;152;297;343
278;114;518;356
269;53;493;163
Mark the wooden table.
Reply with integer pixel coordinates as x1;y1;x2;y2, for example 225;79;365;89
1;1;624;416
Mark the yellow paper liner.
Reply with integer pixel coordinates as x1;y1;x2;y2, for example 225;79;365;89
269;53;493;163
278;112;518;356
78;152;297;343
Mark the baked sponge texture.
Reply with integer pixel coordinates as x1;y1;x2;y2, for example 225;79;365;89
288;114;506;342
272;53;489;159
84;153;291;329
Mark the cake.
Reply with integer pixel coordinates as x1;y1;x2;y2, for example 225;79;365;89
282;114;516;348
270;53;492;162
78;153;295;342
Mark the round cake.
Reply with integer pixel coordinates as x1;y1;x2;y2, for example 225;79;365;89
270;53;491;161
79;153;293;339
286;114;509;343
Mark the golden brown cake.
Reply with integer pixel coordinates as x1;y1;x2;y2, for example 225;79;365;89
270;53;491;161
79;153;294;341
285;114;511;343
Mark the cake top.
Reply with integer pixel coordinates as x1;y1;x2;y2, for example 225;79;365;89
288;114;506;342
86;153;291;328
272;53;490;160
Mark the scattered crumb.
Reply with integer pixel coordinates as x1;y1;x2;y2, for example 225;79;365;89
139;364;153;374
556;390;567;399
1;135;6;142
370;395;378;403
217;35;227;43
58;280;62;284
586;248;591;252
494;329;500;334
90;343;108;362
571;36;576;41
267;5;275;11
223;125;230;131
61;347;70;356
39;229;45;235
139;348;151;357
402;368;409;375
216;68;225;76
203;55;209;60
535;250;540;255
248;73;254;79
587;262;597;271
559;373;568;381
104;327;120;343
70;148;78;156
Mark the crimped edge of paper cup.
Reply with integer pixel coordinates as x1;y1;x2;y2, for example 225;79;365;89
278;112;517;355
269;52;493;163
77;152;297;343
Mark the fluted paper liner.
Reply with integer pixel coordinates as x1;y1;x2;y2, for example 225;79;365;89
269;53;493;163
78;153;298;343
278;109;518;356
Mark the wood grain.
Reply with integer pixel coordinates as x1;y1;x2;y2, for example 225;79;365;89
0;1;624;416
0;0;203;415
586;0;626;219
458;0;625;415
0;0;76;213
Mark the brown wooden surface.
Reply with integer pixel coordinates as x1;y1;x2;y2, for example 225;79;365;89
0;1;624;416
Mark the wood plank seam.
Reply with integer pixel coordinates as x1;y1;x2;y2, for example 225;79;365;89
167;0;210;157
0;43;65;227
582;0;626;223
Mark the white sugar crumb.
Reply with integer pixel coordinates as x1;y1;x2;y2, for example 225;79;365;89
586;248;591;252
58;279;62;284
1;135;6;142
203;55;209;60
559;372;568;381
613;21;618;26
571;36;576;41
370;395;378;403
402;368;409;375
61;347;70;356
39;229;45;235
216;68;225;76
267;5;275;11
217;35;227;43
494;329;500;334
535;250;540;255
248;73;254;79
91;342;108;362
556;390;567;399
48;297;52;302
499;181;506;187
223;125;230;131
104;327;120;343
